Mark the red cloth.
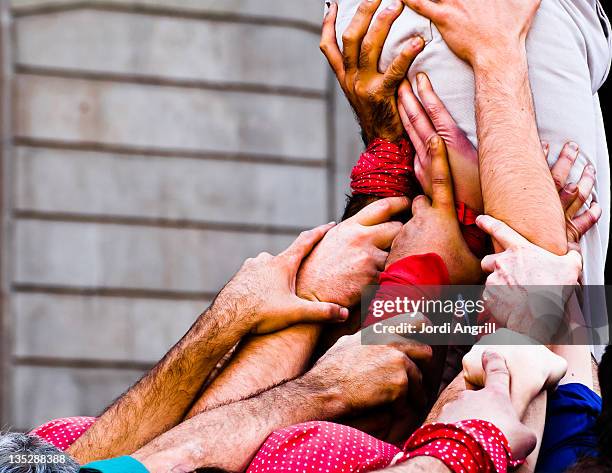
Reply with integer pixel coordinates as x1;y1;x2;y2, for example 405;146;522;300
350;138;419;198
247;420;524;473
30;416;96;450
364;254;450;327
396;420;525;473
247;421;400;473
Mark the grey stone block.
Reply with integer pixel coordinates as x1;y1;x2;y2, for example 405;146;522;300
15;147;328;227
16;10;327;90
15;75;328;160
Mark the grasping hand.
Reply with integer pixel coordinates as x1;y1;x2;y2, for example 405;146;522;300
386;135;481;284
437;351;537;461
398;72;482;212
401;0;541;67
545;141;601;247
298;197;409;307
321;0;424;143
304;329;431;413
217;224;350;334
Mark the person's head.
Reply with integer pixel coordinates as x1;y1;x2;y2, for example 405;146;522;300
0;432;79;473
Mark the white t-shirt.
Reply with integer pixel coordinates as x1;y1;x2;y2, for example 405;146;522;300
332;0;612;352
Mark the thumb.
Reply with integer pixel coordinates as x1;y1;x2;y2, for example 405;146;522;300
280;223;335;268
288;298;350;325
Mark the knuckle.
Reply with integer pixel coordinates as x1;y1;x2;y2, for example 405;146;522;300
342;30;356;45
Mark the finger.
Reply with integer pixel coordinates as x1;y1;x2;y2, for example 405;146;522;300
367;220;404;249
398;98;427;159
398;78;435;145
570;202;602;242
411;194;431;214
567;163;596;219
341;0;382;73
550;142;579;191
401;0;444;21
428;134;454;208
415;73;458;135
320;2;346;82
291;299;350;325
481;253;501;273
280;223;336;263
564;249;583;274
475;215;530;250
482;350;510;394
355;196;411;226
360;0;404;71
382;36;424;90
404;355;427;407
559;183;579;210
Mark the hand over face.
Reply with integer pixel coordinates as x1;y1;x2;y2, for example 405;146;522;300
298;197;409;307
321;0;424;143
305;329;432;414
217;224;350;335
386;135;481;284
437;351;537;461
402;0;541;66
398;73;482;212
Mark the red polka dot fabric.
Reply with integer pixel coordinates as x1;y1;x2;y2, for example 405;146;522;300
247;421;400;473
395;420;524;473
30;416;96;451
350;138;419;198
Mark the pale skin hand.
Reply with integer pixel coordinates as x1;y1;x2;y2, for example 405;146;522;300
386;134;481;284
187;197;410;417
67;224;348;463
321;0;425;144
398;73;482;213
133;332;432;473
376;352;537;472
402;0;566;255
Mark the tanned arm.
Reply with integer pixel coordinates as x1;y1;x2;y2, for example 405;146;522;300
187;0;422;416
403;0;566;254
135;331;429;473
68;224;348;463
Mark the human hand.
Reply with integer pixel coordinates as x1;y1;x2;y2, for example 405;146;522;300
437;351;537;460
304;329;432;413
462;329;567;416
320;0;424;143
398;73;482;212
298;197;409;307
217;224;350;335
386;135;481;284
401;0;541;67
477;215;585;341
545;141;601;246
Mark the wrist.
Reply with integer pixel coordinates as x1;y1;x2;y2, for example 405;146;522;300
471;40;527;75
294;371;348;419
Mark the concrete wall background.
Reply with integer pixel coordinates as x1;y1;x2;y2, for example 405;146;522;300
0;0;362;429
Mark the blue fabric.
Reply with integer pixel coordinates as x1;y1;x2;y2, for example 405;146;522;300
80;456;149;473
537;383;602;472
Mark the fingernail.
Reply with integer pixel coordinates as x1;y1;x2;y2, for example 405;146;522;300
340;308;350;319
417;72;426;84
588;164;596;175
565;183;577;193
328;221;336;225
387;0;401;10
429;135;441;148
411;36;424;49
568;142;579;152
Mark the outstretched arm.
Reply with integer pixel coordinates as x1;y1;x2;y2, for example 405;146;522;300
402;0;566;254
68;225;347;463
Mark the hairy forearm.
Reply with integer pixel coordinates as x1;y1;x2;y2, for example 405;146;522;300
473;51;566;255
186;324;321;417
133;374;346;473
188;194;380;416
68;301;249;463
